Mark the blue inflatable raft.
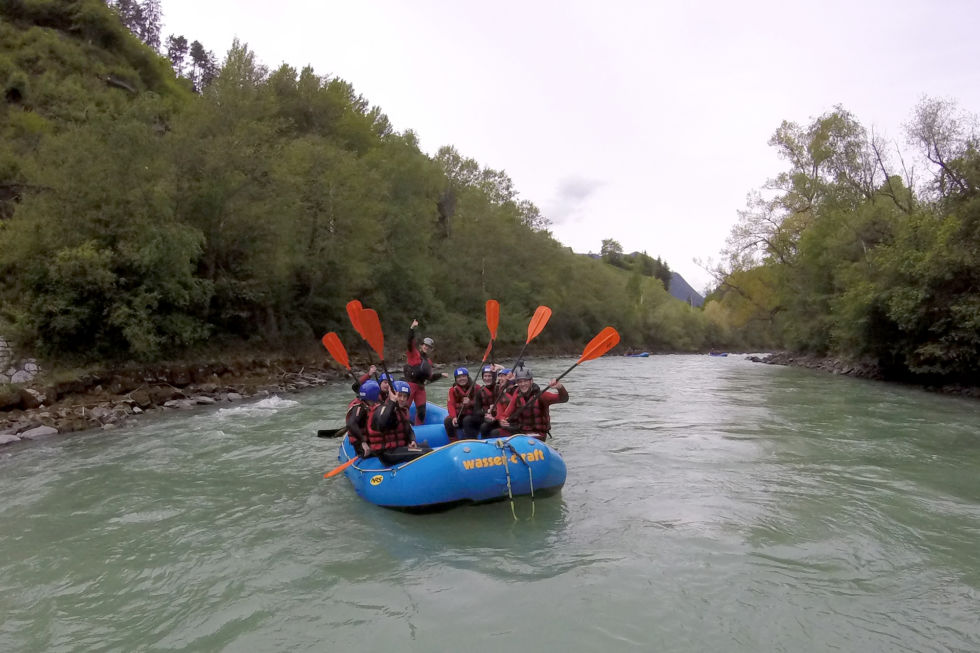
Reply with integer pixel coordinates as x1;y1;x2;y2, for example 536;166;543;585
336;403;567;511
624;352;650;357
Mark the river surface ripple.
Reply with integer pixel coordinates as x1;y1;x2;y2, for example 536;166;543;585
1;355;978;652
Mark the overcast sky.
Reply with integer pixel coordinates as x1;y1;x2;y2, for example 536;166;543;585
161;0;980;293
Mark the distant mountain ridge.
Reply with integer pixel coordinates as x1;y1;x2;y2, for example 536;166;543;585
669;272;704;307
581;251;705;307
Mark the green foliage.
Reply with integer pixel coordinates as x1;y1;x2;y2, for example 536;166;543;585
1;97;211;359
646;302;694;350
600;238;623;266
0;9;736;364
597;241;671;290
718;99;979;382
868;209;980;378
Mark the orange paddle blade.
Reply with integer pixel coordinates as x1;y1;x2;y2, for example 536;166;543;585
577;326;620;363
321;332;351;369
346;300;364;337
526;305;552;342
324;457;359;478
486;299;500;339
358;308;385;360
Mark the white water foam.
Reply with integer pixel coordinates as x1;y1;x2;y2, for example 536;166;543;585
215;395;299;419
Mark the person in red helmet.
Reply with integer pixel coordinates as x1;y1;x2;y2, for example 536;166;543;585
404;318;448;425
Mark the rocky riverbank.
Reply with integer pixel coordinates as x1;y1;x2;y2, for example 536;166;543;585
0;335;587;447
7;347;972;447
749;351;980;399
0;355;348;446
747;351;884;378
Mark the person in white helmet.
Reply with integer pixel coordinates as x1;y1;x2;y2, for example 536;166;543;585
496;365;568;441
403;318;448;425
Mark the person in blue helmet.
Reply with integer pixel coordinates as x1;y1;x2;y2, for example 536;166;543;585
367;380;432;465
352;366;392;402
375;372;394;402
444;366;481;441
346;379;380;456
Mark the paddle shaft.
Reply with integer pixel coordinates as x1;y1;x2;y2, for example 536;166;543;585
317;425;348;438
504;326;619;423
511;340;533;372
321;332;375;388
503;364;576;423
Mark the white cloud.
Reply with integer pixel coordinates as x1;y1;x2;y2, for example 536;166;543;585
545;176;606;225
162;0;980;292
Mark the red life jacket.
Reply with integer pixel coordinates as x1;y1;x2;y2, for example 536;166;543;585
477;385;496;416
366;402;413;451
493;387;513;418
346;397;365;415
406;332;422;367
507;385;551;434
448;383;477;418
346;398;370;430
404;331;433;382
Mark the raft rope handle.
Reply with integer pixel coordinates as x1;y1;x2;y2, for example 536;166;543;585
495;438;536;520
506;439;535;520
495;440;519;520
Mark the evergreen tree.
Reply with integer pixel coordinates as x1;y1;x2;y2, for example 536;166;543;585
166;34;188;76
105;0;161;50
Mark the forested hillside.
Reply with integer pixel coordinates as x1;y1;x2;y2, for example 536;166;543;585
3;1;975;387
0;0;725;365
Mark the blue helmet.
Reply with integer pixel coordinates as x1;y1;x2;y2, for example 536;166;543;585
500;368;512;376
393;380;411;395
358;380;380;402
454;366;469;379
378;373;393;384
481;365;496;379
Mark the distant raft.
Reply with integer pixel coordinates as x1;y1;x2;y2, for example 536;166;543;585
624;352;650;357
335;403;567;511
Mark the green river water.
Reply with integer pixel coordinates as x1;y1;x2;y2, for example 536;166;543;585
1;355;978;652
